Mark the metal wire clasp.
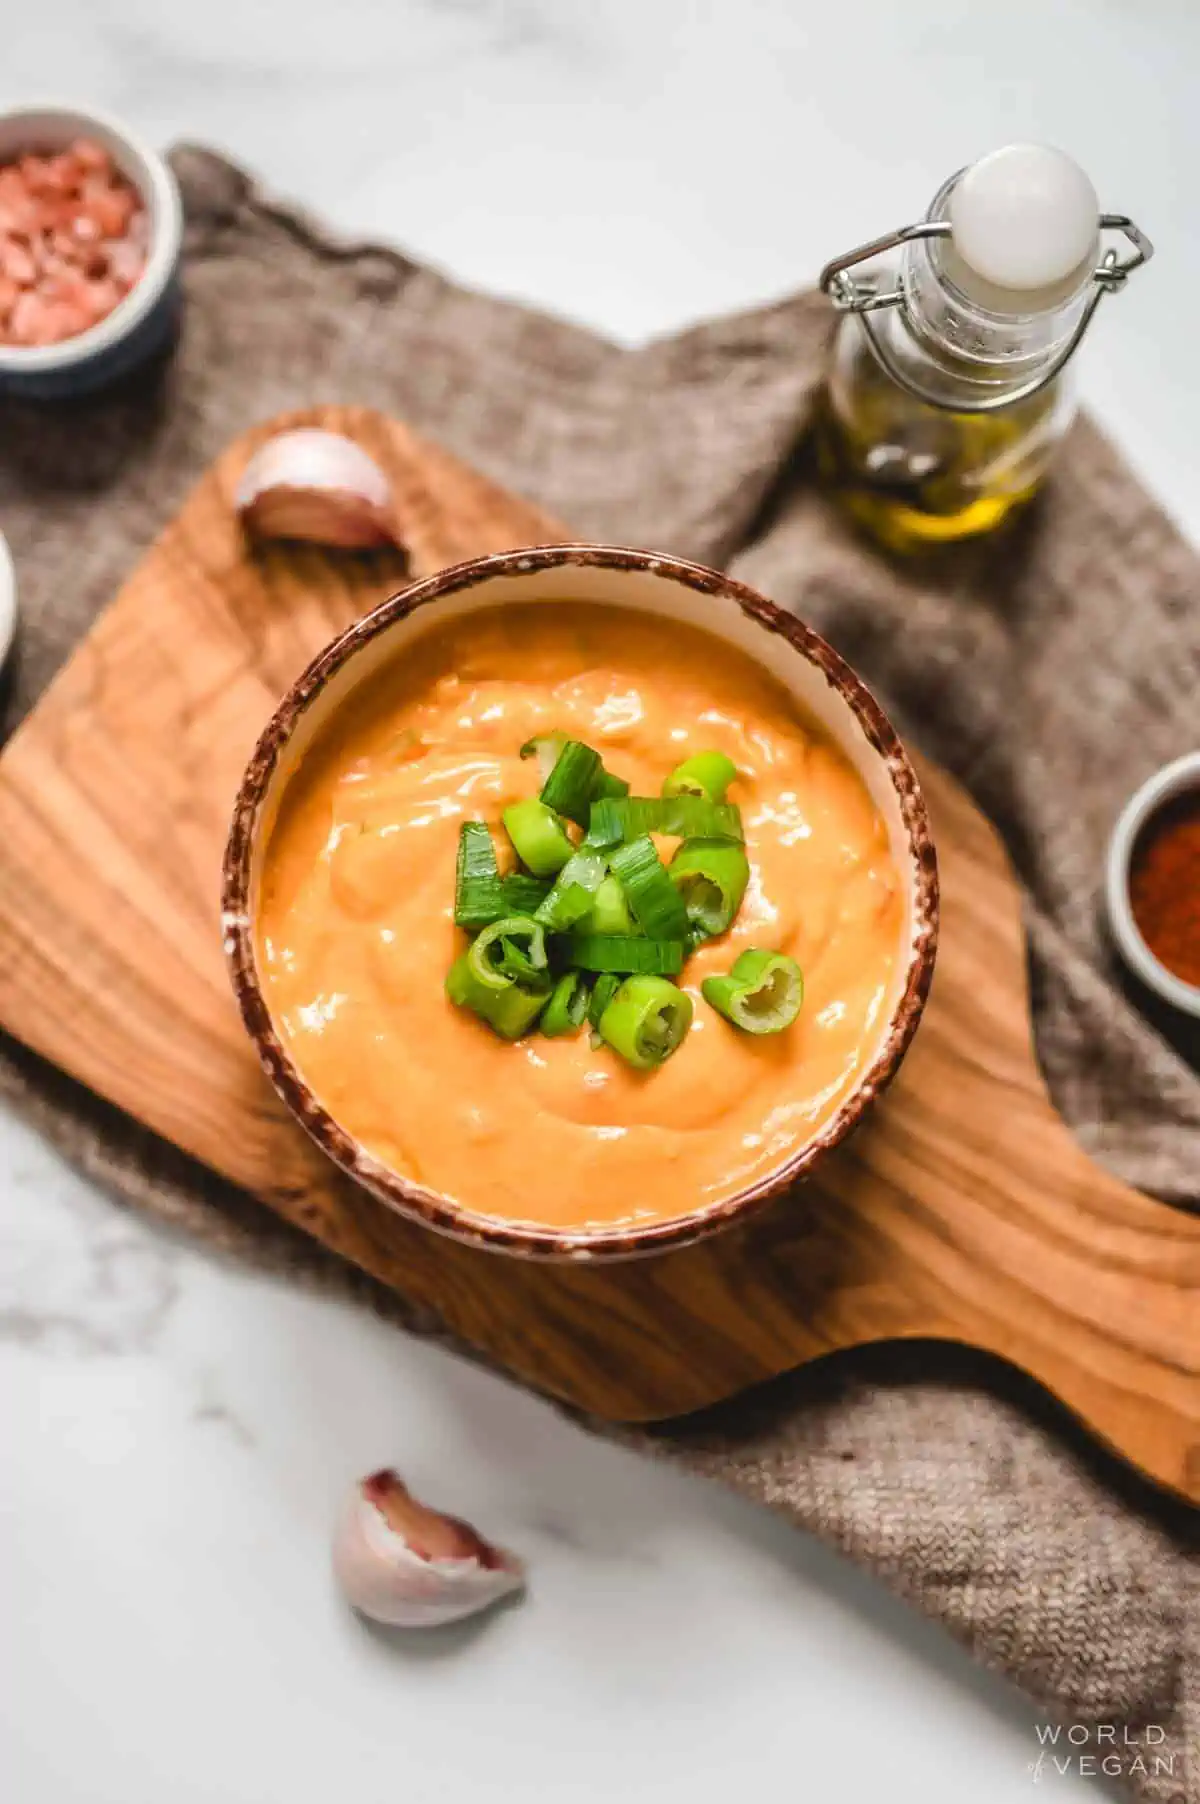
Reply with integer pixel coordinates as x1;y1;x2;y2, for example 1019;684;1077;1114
818;214;1153;414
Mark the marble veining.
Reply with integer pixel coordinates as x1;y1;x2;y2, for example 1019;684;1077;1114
0;1117;181;1355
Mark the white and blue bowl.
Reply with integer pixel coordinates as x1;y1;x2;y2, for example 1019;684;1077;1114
0;104;183;399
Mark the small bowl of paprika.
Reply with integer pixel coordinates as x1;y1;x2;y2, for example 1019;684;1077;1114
1106;751;1200;1020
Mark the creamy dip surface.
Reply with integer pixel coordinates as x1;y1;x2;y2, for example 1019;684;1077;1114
257;604;904;1229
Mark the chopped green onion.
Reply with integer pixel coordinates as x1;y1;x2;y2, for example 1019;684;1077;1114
608;836;690;940
520;732;568;784
662;750;738;803
457;820;498;882
455;875;553;931
454;882;503;931
592;767;631;802
701;948;804;1034
469;915;552;988
587;972;620;1030
445;959;548;1038
539;739;602;826
522;732;630;809
586;794;743;849
497;873;552;916
534;848;608;930
540;970;592;1037
564;935;684;975
502;797;574;877
581;873;637;936
446;918;553;1039
598;975;693;1070
454;821;499;927
454;821;553;928
447;736;761;1060
669;838;750;937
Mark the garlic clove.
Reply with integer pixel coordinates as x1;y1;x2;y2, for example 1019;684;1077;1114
332;1469;525;1629
235;428;397;550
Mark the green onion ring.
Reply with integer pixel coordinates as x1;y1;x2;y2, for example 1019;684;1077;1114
669;838;750;937
502;797;574;877
445;943;551;1039
598;975;693;1069
662;750;738;803
701;948;804;1034
468;916;552;989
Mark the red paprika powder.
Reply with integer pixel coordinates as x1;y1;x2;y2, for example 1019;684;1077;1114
1128;788;1200;988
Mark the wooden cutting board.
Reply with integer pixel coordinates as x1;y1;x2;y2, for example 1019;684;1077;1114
1;404;1197;1502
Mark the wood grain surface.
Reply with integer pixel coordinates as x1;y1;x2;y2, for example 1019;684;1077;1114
0;404;1196;1500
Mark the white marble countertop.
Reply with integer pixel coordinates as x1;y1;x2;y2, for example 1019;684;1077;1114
3;3;1197;1800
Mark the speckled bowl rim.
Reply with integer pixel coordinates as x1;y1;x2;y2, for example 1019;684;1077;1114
223;545;940;1262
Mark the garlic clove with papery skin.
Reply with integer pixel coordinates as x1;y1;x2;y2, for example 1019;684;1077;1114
235;428;397;550
332;1469;526;1629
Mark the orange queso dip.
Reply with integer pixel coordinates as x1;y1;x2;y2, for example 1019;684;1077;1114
257;604;904;1229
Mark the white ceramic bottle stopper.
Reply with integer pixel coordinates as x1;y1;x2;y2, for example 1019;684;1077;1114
948;144;1100;297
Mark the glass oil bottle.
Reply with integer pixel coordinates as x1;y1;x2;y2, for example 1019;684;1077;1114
815;145;1153;553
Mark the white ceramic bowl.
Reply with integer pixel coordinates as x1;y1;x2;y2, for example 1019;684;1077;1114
0;529;15;672
1106;750;1200;1019
0;103;183;398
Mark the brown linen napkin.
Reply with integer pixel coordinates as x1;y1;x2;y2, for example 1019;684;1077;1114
1;147;1195;1797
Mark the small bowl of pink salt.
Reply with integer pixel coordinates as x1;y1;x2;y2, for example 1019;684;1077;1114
0;104;182;397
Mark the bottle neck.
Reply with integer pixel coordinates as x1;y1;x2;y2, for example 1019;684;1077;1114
888;172;1097;410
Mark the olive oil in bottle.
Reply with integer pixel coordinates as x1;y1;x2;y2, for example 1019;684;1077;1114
816;145;1152;553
